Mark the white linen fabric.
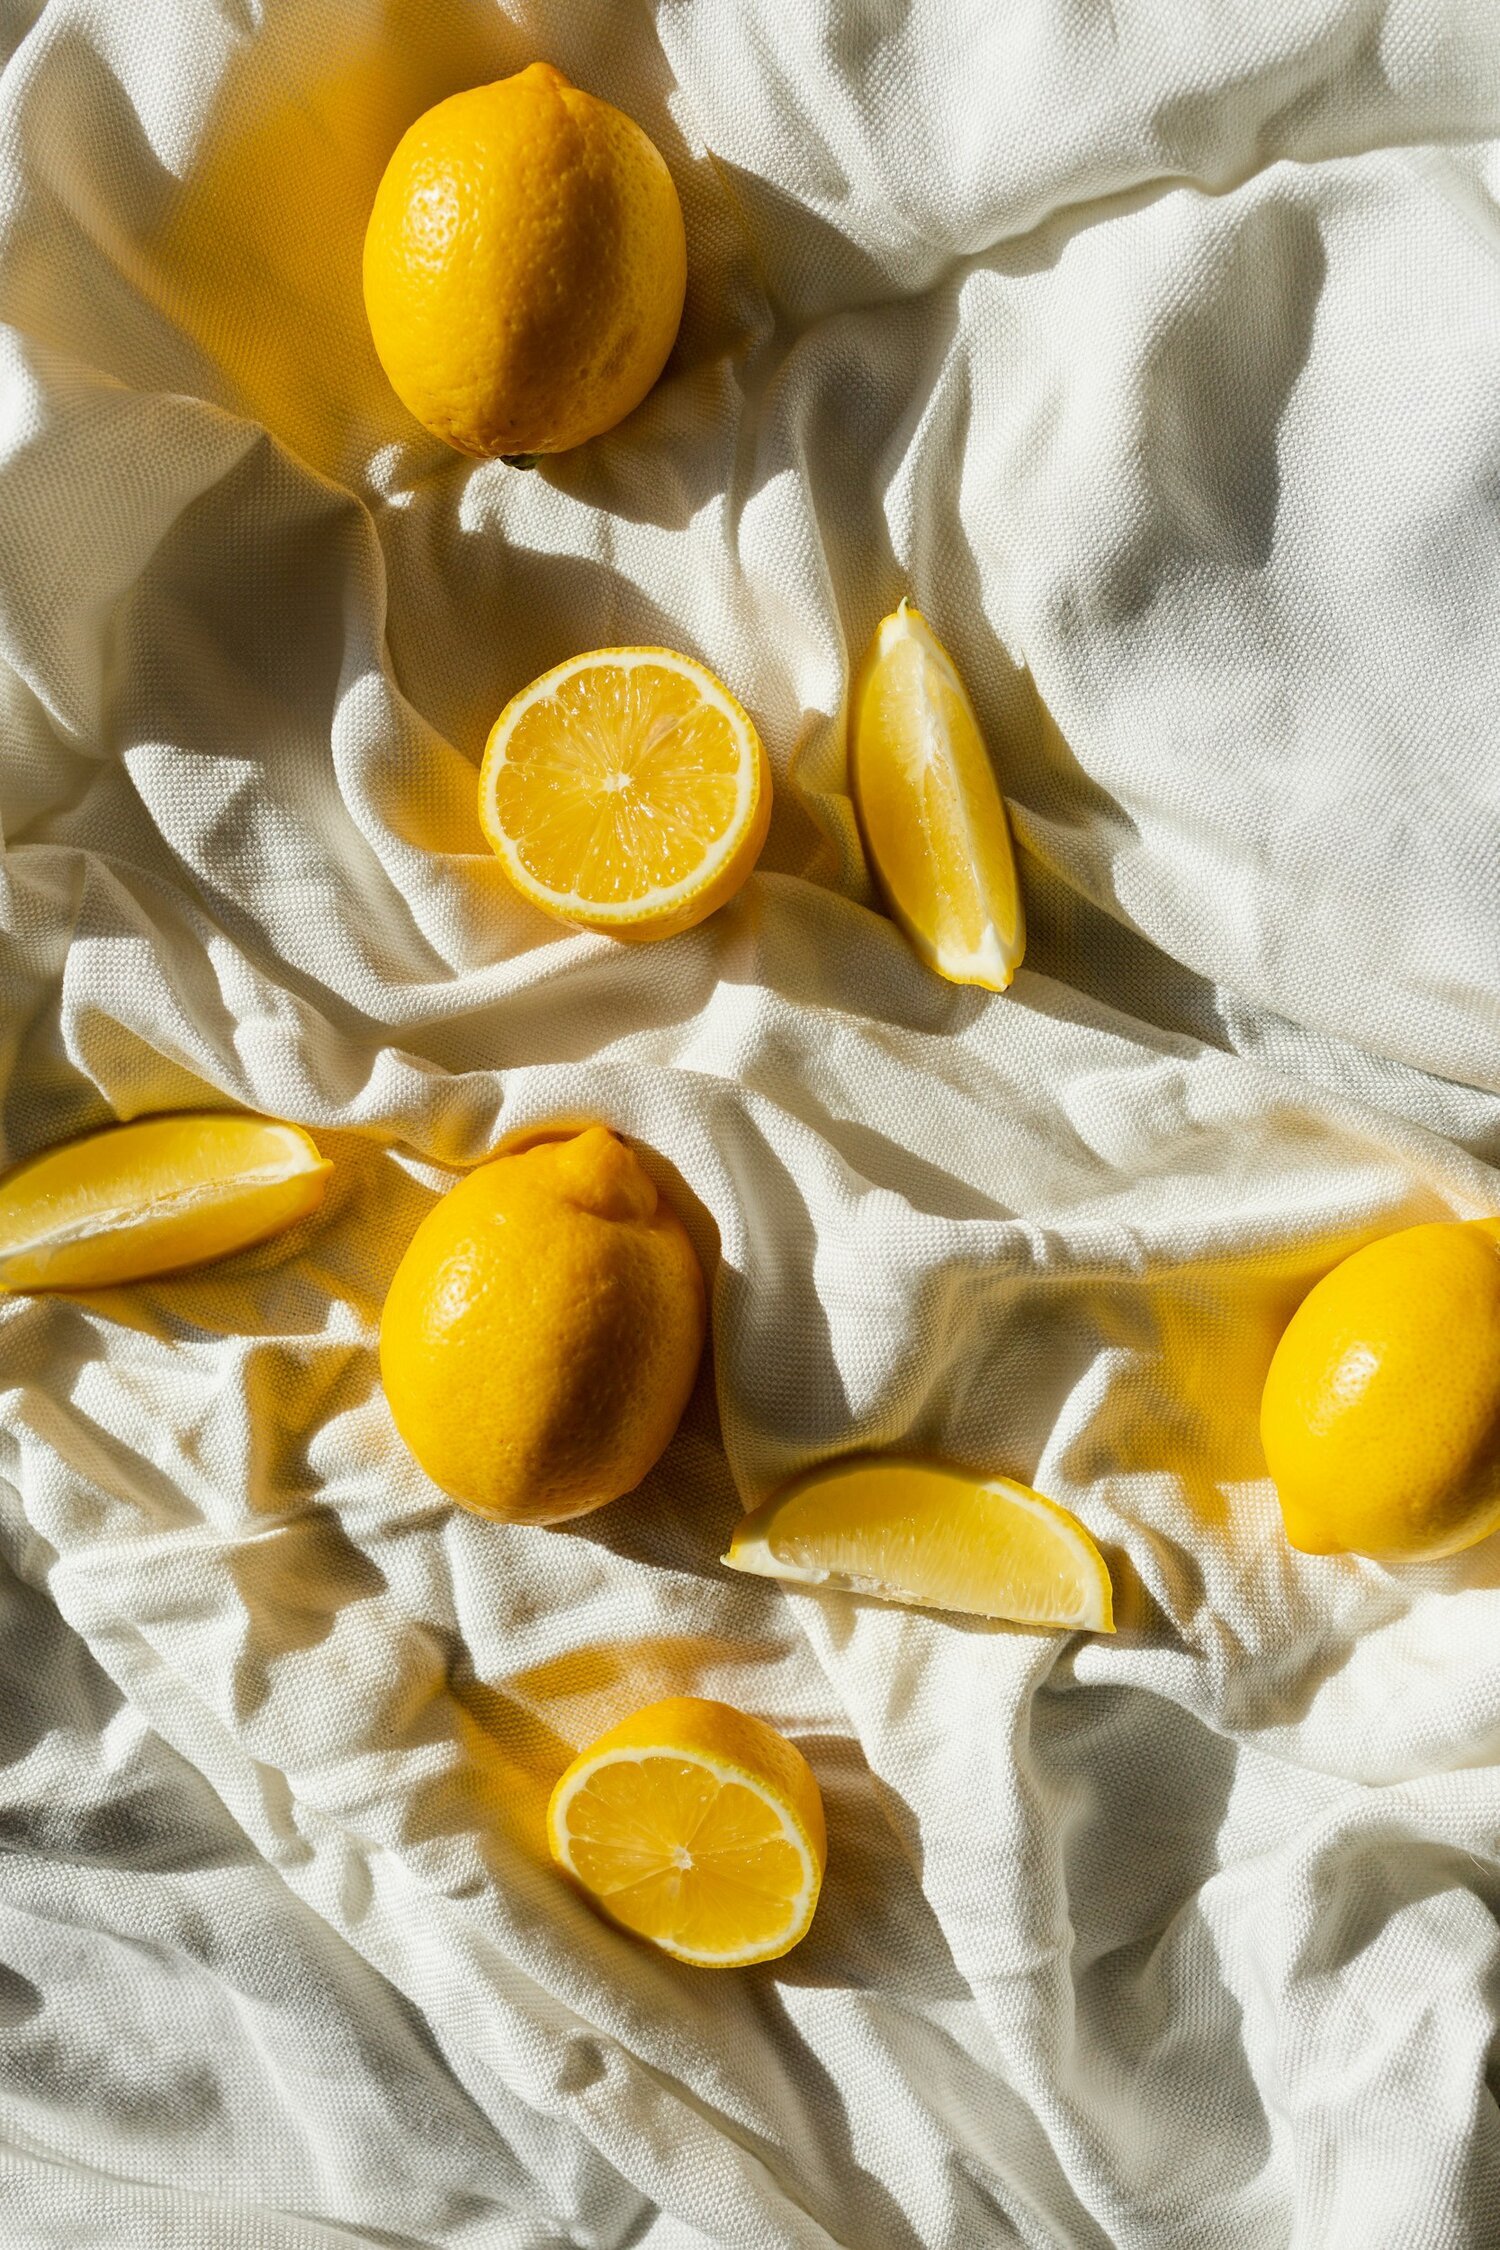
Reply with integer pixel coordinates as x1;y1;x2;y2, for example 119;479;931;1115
2;1;1500;2242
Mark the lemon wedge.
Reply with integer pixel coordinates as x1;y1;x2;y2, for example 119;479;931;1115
547;1696;826;1967
851;601;1025;989
479;647;771;941
723;1457;1113;1631
0;1113;331;1291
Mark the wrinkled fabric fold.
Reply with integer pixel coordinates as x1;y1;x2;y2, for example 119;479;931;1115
2;2;1500;2245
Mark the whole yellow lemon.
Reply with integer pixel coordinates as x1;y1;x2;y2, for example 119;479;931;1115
362;62;686;459
380;1128;705;1523
1260;1218;1500;1561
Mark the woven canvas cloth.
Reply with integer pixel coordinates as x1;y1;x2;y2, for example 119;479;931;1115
2;2;1500;2243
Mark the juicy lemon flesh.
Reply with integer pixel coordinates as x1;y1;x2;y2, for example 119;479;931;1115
498;663;741;900
558;1756;810;1960
0;1114;330;1290
725;1458;1114;1631
1261;1218;1500;1561
852;603;1024;990
548;1698;826;1968
480;651;770;938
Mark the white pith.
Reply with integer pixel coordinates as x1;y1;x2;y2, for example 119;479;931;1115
480;648;762;924
550;1744;819;1966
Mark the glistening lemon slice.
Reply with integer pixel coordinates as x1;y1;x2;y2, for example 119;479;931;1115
0;1113;331;1291
723;1458;1114;1631
547;1696;826;1967
851;601;1025;989
479;648;772;941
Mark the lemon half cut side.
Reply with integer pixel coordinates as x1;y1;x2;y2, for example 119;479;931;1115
547;1697;827;1967
724;1457;1114;1631
479;647;772;940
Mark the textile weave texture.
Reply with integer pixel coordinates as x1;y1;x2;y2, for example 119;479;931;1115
2;2;1500;2244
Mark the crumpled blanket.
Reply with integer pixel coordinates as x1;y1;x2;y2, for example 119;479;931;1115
2;2;1500;2244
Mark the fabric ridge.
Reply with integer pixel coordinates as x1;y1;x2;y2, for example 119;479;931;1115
1;0;1500;2244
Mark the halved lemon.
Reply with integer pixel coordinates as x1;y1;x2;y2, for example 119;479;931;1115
478;648;772;940
547;1695;826;1967
723;1457;1113;1631
0;1113;331;1290
851;601;1025;989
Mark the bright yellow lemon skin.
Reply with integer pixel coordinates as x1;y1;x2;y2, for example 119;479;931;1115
380;1128;705;1523
723;1457;1113;1630
1261;1219;1500;1561
362;62;687;458
0;1114;330;1291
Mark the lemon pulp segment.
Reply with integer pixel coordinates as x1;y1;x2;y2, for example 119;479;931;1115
852;601;1024;989
479;648;770;938
0;1113;330;1290
547;1697;826;1967
724;1457;1113;1630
